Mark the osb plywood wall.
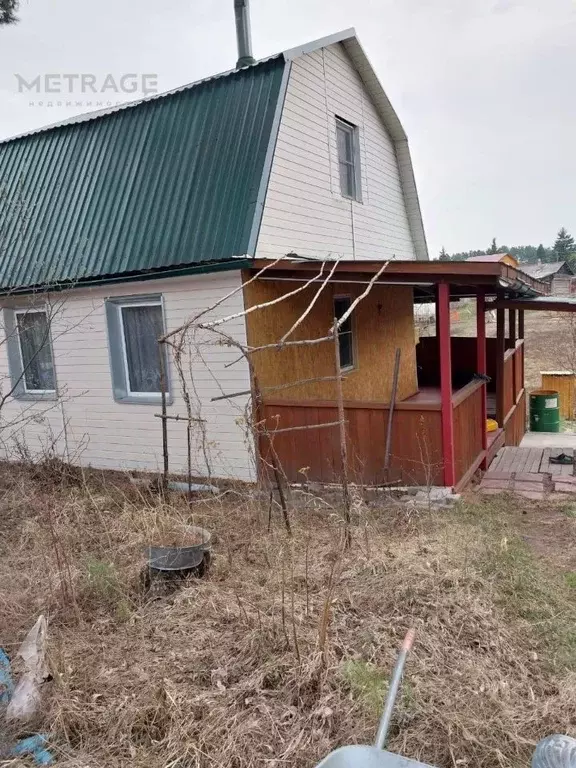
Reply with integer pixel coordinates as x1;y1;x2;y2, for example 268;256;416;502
243;274;418;402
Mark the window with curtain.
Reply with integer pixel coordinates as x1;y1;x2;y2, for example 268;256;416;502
15;310;56;392
105;295;170;405
333;296;355;370
119;302;165;394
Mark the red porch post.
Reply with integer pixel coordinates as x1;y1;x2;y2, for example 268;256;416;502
477;290;488;468
508;309;517;347
509;308;517;397
496;304;506;429
438;283;455;487
518;309;525;395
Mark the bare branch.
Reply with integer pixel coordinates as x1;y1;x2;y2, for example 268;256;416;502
280;256;343;343
328;260;389;332
266;419;344;435
200;262;327;330
160;255;289;342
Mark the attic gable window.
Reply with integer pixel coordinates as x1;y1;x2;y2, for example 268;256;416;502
336;117;362;202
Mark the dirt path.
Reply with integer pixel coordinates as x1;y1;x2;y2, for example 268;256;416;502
515;502;576;570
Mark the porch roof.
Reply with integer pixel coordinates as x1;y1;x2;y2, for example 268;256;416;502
251;258;549;300
491;295;576;312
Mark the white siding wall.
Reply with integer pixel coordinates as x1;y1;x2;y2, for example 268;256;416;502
0;272;254;480
256;43;416;261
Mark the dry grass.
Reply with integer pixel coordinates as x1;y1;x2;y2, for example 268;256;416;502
1;462;576;767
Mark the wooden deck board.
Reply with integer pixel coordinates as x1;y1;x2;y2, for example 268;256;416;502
500;447;516;473
528;448;544;474
490;448;504;471
559;448;574;476
513;449;532;475
540;448;552;474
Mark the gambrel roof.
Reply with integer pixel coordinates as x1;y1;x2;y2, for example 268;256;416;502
0;30;427;292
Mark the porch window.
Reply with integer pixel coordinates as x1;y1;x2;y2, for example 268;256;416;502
334;296;355;370
336;117;362;202
105;295;171;405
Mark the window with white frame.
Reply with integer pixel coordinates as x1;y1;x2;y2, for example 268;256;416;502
105;296;170;404
13;309;56;394
333;296;355;370
336;117;361;202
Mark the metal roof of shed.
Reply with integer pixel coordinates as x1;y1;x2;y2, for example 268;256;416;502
0;55;286;291
518;262;574;279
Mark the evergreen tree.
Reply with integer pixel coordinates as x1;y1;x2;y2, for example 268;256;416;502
536;244;546;263
438;247;450;261
553;227;575;259
0;0;18;24
486;237;499;255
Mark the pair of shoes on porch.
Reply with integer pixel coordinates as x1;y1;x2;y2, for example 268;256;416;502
550;453;574;465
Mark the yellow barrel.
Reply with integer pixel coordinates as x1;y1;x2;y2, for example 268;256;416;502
541;371;575;420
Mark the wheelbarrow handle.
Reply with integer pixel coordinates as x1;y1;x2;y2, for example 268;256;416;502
374;629;415;750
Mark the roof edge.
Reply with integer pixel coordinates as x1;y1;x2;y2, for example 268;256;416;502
0;259;252;297
246;59;293;256
282;28;356;60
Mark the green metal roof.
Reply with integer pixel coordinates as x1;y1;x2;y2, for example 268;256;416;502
0;55;287;291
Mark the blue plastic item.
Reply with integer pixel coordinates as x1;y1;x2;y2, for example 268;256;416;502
11;734;54;765
0;647;55;765
0;647;14;704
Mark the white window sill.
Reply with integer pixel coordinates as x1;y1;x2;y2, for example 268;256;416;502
13;391;58;402
113;391;173;406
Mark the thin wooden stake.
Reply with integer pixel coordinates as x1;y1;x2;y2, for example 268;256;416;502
186;421;192;494
158;339;169;487
290;552;301;664
333;318;352;549
267;490;273;533
305;538;310;616
384;348;401;479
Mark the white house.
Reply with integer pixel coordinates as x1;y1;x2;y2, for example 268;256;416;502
0;25;428;481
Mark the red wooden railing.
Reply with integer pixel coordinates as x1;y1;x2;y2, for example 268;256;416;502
260;399;444;487
513;341;524;401
260;339;526;489
503;350;515;418
453;381;485;485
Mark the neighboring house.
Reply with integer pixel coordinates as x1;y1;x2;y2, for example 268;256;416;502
0;29;427;480
466;253;520;268
465;255;575;297
518;262;575;297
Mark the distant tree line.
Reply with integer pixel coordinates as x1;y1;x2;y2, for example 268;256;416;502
439;227;576;265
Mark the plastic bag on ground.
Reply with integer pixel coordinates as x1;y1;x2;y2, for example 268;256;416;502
6;615;48;722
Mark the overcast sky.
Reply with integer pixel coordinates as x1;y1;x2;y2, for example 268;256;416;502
0;0;574;256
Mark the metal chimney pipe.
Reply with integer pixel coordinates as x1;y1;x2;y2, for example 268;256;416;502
234;0;256;68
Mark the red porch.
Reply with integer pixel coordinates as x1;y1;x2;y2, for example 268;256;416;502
251;259;546;490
